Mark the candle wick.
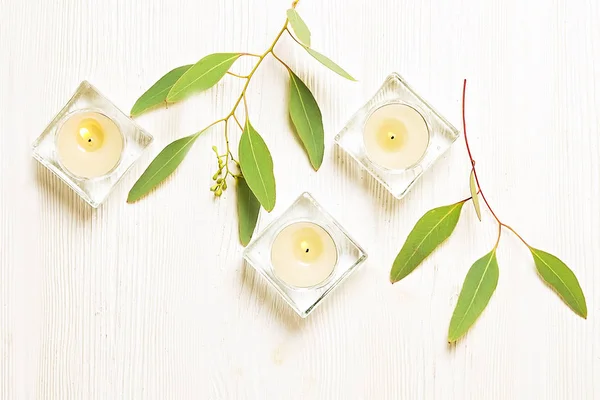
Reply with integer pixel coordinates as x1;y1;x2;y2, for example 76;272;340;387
305;248;309;253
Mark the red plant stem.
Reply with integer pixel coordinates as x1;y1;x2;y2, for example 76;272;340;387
461;196;472;203
462;79;532;249
462;79;502;225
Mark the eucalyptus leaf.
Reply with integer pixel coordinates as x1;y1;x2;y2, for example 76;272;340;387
288;70;324;170
127;133;200;203
303;47;356;81
238;120;276;212
390;201;466;283
130;64;193;117
237;177;261;246
469;170;482;221
530;248;587;318
167;53;241;102
286;9;311;47
448;250;499;343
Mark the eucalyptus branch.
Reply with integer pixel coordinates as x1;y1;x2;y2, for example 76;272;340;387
127;1;356;246
286;28;304;47
232;114;244;132
226;71;249;79
462;87;502;224
271;51;293;71
242;93;249;120
390;79;587;344
462;80;538;250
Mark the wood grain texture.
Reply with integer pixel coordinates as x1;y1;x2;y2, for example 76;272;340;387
1;0;599;398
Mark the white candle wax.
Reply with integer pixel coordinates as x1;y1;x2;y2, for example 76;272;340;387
56;111;124;179
271;221;338;288
363;103;429;170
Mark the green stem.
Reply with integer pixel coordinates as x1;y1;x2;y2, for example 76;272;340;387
201;1;302;192
285;28;304;47
493;223;502;250
225;21;289;121
501;224;531;248
271;51;293;71
214;18;291;172
242;94;249;121
223;119;233;178
232;114;244;131
195;118;226;139
226;71;249;79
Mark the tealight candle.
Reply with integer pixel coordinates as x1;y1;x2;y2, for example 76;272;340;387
56;110;124;179
363;103;429;170
271;221;338;288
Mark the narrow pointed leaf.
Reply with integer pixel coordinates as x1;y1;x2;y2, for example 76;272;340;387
127;133;199;203
237;177;261;246
530;248;587;318
286;9;311;47
288;70;324;170
167;53;241;102
448;251;499;342
303;47;356;81
130;64;193;117
469;170;482;221
238;121;276;212
390;201;465;283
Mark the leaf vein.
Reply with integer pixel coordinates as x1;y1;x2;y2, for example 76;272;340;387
452;253;495;336
246;122;270;206
135;134;198;195
291;75;317;155
170;55;238;98
532;250;582;310
403;203;462;268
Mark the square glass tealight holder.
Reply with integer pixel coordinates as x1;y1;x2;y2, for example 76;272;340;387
243;193;368;318
32;81;153;207
335;73;460;199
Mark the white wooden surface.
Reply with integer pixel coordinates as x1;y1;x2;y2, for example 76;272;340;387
1;0;599;398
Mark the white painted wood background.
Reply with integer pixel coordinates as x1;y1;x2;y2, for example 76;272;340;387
1;0;599;398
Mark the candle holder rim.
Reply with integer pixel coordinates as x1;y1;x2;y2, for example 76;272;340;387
79;80;155;141
384;72;461;137
243;191;368;317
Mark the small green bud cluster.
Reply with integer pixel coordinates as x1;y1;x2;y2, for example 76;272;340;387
210;145;230;196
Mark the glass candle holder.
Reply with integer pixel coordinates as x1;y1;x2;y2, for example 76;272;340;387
243;193;367;318
32;81;153;207
335;73;460;199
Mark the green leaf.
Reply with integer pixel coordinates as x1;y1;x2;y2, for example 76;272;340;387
237;177;261;246
167;53;241;102
127;133;200;203
287;9;311;47
238;120;276;212
288;70;324;170
469;170;482;221
390;201;465;283
130;64;193;117
530;248;587;318
448;250;499;343
303;47;356;81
